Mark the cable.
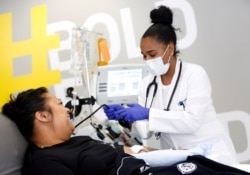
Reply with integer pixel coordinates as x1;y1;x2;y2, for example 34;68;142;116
74;104;108;129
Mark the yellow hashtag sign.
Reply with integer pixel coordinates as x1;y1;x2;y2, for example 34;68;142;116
0;5;61;107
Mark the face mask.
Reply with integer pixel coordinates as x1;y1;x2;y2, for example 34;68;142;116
145;45;171;76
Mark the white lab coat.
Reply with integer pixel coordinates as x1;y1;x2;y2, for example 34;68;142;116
132;60;239;166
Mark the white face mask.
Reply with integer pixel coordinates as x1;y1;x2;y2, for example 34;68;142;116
145;45;171;76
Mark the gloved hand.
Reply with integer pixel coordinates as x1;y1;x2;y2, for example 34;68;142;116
103;104;124;120
114;104;149;123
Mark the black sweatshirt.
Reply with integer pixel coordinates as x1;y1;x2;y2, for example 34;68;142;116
21;135;250;175
22;136;124;175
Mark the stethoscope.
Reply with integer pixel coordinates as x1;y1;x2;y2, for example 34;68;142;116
145;60;183;139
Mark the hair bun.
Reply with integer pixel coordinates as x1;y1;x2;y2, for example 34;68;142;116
150;5;173;26
2;102;18;122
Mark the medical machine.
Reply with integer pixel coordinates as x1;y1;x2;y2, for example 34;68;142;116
96;64;148;105
68;27;149;145
70;64;149;144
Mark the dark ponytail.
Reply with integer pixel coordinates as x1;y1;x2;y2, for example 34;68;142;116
142;5;180;57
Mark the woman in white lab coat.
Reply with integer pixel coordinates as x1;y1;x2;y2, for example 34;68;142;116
103;5;238;166
134;59;239;166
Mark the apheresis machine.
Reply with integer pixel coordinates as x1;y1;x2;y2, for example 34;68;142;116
65;27;148;146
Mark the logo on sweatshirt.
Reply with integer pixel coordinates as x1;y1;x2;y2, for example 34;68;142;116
177;162;197;174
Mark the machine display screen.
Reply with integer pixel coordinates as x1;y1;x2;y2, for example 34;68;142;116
96;64;148;105
107;69;142;97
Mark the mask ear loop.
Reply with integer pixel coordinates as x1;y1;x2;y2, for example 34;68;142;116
166;43;176;61
161;45;169;59
162;45;172;66
167;54;172;64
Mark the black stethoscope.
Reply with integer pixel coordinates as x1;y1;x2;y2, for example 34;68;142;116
145;60;182;139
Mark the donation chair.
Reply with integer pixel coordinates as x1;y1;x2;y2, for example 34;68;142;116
0;111;250;174
0;112;27;175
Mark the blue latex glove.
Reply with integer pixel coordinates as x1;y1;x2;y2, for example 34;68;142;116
114;104;149;123
103;104;124;120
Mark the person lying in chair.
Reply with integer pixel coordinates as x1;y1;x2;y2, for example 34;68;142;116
3;87;247;175
2;87;214;175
